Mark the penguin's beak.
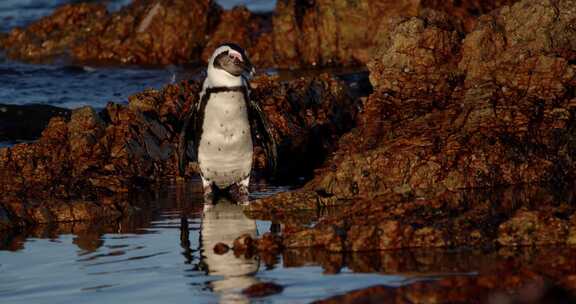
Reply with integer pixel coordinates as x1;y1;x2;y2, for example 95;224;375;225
228;49;254;79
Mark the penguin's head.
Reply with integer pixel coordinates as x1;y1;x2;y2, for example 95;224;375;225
207;43;255;86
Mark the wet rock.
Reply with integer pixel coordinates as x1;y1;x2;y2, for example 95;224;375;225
245;190;340;213
497;209;570;246
313;278;576;304
213;242;230;255
242;282;284;298
0;104;71;141
272;186;576;252
284;225;345;252
314;285;396;304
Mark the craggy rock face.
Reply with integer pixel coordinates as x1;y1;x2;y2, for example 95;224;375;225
72;0;221;65
0;0;519;66
1;3;108;62
255;0;519;67
0;74;359;230
248;0;576;251
1;0;221;64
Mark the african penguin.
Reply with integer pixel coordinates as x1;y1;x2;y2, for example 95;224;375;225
178;43;277;204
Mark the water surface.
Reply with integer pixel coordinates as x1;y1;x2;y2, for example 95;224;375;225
0;180;427;304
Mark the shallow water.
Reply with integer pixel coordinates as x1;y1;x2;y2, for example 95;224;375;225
0;180;435;304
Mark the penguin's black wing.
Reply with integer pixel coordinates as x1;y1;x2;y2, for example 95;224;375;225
244;86;277;175
177;90;209;177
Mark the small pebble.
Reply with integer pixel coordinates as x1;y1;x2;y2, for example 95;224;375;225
242;282;284;298
213;242;229;255
233;233;255;252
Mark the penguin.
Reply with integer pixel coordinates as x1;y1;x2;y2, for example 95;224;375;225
178;43;277;204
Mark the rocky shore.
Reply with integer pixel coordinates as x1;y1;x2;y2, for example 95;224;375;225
0;0;520;67
0;0;575;274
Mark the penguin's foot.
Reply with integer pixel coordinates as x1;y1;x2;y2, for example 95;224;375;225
230;183;249;205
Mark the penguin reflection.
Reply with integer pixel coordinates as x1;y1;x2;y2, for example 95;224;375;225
182;197;260;303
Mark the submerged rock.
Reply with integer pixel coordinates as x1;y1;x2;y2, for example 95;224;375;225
242;282;284;298
314;279;576;304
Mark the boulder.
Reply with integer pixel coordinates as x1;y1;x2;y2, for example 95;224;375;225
248;0;576;250
72;0;221;64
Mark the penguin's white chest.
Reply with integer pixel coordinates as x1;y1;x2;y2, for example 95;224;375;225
198;91;253;188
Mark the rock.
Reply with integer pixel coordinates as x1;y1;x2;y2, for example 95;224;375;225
72;0;221;65
1;3;108;61
267;0;519;67
255;232;283;252
497;209;569;246
248;74;360;178
313;279;576;304
246;190;342;214
269;0;416;67
1;1;221;64
242;282;284;298
249;0;576;251
274;184;576;252
201;6;271;62
213;242;230;254
0;0;519;67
